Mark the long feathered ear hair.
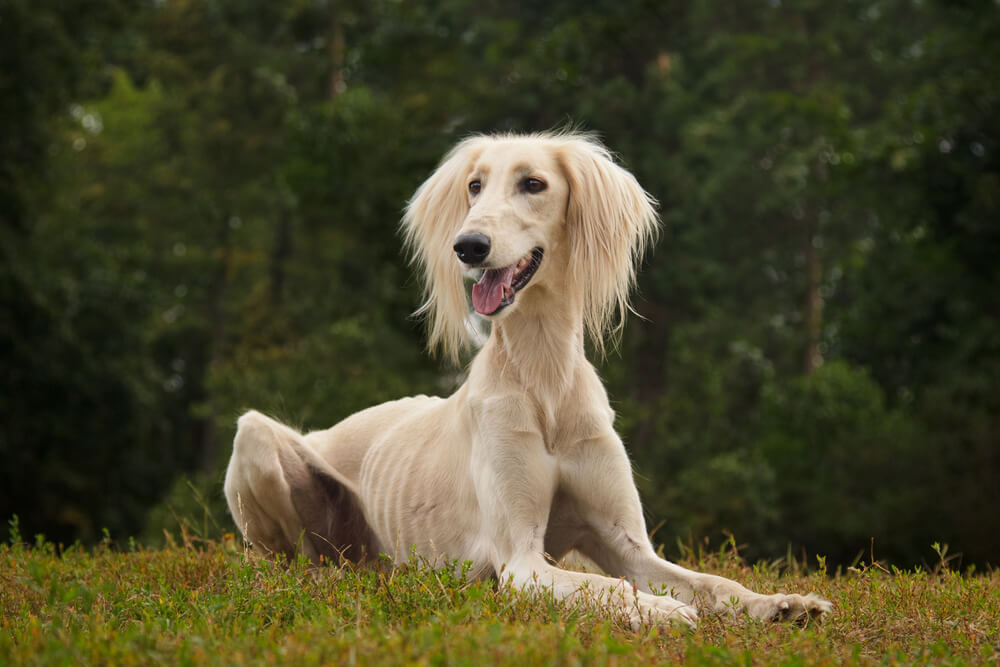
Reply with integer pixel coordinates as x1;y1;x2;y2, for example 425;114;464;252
401;137;486;363
556;134;660;355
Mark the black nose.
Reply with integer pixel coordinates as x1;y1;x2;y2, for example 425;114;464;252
453;233;491;265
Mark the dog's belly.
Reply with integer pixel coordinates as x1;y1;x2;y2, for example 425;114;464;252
356;395;493;574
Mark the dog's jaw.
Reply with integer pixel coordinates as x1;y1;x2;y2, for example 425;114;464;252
471;248;543;316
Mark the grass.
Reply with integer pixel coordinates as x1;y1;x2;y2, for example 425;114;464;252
2;527;998;666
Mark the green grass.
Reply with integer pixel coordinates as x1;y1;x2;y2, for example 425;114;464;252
2;530;998;665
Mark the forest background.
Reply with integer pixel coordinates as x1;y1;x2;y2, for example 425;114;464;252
1;0;997;570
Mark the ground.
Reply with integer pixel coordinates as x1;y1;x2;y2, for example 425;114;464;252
2;531;998;665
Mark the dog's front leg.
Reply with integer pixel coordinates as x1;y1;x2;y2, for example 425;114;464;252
470;398;696;629
563;433;832;623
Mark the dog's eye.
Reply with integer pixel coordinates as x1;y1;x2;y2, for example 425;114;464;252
468;180;482;195
523;178;547;194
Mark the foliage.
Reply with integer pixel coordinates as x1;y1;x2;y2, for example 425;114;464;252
754;362;928;564
1;0;997;566
2;534;998;664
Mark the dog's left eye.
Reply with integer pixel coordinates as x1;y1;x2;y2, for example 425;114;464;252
522;178;547;194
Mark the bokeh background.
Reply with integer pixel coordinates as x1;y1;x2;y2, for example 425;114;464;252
2;0;997;568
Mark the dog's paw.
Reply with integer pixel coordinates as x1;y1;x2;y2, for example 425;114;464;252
745;592;832;624
628;594;699;631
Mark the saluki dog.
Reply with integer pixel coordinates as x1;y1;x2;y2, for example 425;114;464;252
224;132;832;628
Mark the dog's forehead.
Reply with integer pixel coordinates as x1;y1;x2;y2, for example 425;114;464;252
473;139;561;176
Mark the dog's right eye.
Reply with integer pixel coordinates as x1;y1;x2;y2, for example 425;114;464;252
522;177;547;194
468;180;482;195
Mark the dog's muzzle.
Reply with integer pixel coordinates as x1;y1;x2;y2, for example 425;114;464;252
470;248;543;316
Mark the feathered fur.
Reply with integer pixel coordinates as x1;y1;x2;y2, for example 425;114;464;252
401;136;489;362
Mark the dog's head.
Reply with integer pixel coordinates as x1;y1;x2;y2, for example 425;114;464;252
402;132;658;362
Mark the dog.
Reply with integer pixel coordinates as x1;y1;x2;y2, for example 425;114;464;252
223;132;832;629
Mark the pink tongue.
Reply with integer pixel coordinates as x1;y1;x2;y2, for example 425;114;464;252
472;266;515;315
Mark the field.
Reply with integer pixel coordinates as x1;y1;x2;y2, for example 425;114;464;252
2;530;998;665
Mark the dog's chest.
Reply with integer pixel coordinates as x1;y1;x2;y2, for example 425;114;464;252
529;391;614;455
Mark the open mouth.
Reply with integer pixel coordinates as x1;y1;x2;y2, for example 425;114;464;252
471;248;543;316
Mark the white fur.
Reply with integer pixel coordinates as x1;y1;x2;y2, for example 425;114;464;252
224;132;832;629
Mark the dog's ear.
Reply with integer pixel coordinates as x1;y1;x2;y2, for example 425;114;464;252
557;136;659;353
402;137;484;363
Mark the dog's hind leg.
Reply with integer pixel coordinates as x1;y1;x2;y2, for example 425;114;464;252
223;410;377;564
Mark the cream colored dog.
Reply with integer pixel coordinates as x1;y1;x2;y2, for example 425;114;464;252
224;132;831;629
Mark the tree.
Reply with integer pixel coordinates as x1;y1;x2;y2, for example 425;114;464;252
3;0;996;566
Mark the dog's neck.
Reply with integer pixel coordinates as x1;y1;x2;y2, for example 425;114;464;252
484;282;586;403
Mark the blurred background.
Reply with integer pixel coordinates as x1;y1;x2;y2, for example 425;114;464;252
1;0;997;568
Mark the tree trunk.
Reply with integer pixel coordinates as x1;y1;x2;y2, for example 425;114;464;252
199;213;232;472
329;10;345;100
269;213;293;307
804;220;823;375
631;298;669;455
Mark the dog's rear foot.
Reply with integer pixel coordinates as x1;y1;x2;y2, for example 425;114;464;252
745;592;832;624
